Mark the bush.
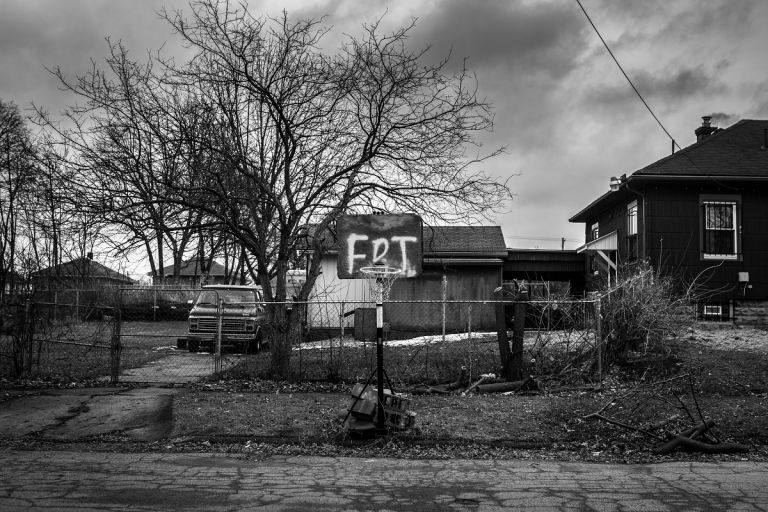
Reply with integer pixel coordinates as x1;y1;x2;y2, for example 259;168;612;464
598;261;692;366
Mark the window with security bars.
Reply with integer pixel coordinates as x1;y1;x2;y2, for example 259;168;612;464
702;201;738;259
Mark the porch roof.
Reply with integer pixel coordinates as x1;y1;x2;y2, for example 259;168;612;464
576;230;617;254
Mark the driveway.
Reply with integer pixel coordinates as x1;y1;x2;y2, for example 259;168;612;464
0;387;175;442
120;351;241;384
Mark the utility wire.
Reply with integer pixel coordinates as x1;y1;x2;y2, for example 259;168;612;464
575;0;734;188
506;236;574;243
575;0;682;152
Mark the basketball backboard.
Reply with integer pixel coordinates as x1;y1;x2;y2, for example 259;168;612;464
336;214;423;279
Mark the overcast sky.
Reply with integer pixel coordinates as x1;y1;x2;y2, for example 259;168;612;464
3;0;767;270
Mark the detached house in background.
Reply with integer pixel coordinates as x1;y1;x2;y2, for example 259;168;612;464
308;225;507;335
148;259;228;287
31;253;134;291
570;117;768;323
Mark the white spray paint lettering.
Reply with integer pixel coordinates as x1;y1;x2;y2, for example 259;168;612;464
347;234;419;275
347;234;369;275
391;236;418;272
371;238;389;264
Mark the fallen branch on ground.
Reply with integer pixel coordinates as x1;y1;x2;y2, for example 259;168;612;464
461;374;496;396
654;420;749;454
477;376;537;394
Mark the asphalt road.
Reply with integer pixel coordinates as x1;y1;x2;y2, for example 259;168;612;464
1;450;766;511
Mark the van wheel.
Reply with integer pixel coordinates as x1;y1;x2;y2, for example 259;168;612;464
188;339;200;353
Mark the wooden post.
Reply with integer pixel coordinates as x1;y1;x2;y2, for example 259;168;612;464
595;298;603;383
441;274;447;344
510;290;529;381
339;301;345;372
467;303;473;380
494;289;513;380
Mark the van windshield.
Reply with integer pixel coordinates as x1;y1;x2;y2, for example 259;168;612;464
194;289;260;306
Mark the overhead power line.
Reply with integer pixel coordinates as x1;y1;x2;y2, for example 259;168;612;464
575;0;682;152
506;236;572;243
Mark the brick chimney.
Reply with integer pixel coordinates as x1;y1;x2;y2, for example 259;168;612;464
694;115;717;142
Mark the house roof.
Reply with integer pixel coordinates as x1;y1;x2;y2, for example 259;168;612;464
150;259;226;277
635;119;768;177
421;226;507;257
570;119;768;223
306;222;507;259
33;257;134;283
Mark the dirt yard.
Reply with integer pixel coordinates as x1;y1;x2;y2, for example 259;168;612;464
5;324;766;462
163;324;768;462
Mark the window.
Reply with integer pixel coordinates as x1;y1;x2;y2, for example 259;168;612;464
626;200;638;260
627;201;638;236
590;222;599;241
702;200;739;259
703;304;722;318
699;302;730;322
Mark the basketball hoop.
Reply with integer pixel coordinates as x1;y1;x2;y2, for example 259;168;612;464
359;266;401;304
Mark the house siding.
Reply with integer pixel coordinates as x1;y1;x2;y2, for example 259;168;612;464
583;194;645;289
387;263;500;332
644;183;768;301
307;255;500;332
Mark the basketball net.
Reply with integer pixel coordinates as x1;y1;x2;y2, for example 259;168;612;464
359;266;401;304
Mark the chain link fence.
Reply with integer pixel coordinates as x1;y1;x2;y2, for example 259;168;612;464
0;291;118;383
2;287;602;388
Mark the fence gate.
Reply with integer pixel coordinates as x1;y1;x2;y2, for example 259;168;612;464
115;287;241;385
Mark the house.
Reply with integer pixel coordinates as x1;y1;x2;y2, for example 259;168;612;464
569;116;768;323
31;253;134;291
1;270;27;297
148;259;228;287
308;225;507;335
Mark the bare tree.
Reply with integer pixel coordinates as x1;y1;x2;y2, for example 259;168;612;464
44;1;513;377
0;100;35;299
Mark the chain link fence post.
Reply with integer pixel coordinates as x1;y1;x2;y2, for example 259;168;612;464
22;299;33;376
110;290;123;385
215;296;223;374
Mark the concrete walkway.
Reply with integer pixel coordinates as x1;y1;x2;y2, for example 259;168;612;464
120;352;241;384
1;451;766;511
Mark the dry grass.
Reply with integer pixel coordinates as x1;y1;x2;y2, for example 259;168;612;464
173;325;768;455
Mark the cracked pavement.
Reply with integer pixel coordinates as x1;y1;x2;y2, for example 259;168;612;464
1;451;767;511
0;387;174;441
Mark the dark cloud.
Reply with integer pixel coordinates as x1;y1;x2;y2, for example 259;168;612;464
409;0;587;79
665;0;757;41
0;0;187;113
582;65;728;111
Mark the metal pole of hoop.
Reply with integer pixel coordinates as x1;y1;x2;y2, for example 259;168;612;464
375;275;385;430
360;265;400;431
